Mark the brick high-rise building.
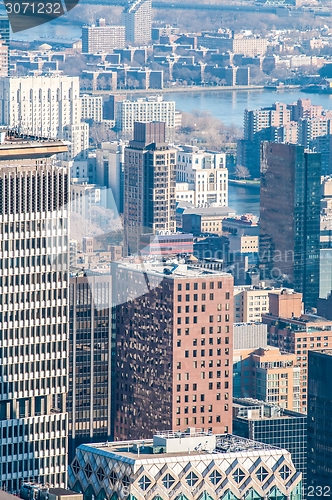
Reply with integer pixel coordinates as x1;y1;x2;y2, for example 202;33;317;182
0;135;69;492
113;260;234;440
123;121;176;255
260;142;321;309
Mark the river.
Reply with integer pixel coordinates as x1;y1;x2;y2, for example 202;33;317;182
10;11;332;215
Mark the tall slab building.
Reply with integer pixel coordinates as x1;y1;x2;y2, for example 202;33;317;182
68;272;113;462
122;0;152;45
123;121;176;255
0;135;69;492
113;260;234;440
260;142;321;309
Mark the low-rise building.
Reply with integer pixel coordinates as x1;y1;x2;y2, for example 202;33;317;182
176;145;228;207
68;430;303;500
182;206;236;235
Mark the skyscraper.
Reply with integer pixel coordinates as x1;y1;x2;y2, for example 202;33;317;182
308;349;332;490
113;260;234;440
122;0;152;45
0;134;69;492
68;272;113;461
260;142;321;309
123;121;176;255
237;103;291;178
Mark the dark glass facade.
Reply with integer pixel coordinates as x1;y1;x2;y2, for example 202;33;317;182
308;350;332;489
68;273;113;461
260;143;321;309
233;399;307;493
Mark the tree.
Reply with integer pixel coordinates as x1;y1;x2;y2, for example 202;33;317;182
235;165;251;180
90;123;116;146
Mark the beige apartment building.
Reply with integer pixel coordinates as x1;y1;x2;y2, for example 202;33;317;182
234;286;283;323
233;347;301;412
263;291;332;413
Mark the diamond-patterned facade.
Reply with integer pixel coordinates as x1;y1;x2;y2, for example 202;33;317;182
68;440;302;500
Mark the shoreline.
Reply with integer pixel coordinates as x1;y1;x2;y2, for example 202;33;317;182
228;179;260;188
85;85;302;96
86;85;265;96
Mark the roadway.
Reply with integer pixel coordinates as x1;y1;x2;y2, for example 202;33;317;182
83;84;266;96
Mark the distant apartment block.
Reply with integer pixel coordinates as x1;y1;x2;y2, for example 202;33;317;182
82;19;125;54
233;286;277;323
114;95;175;134
122;0;152;45
175;145;228;207
198;32;267;56
81;95;103;123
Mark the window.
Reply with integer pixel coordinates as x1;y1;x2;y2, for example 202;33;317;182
84;463;93;479
186;472;198;487
256;466;269;482
279;465;291;480
72;460;80;475
97;467;105;482
110;471;117;486
162;474;175;489
233;468;246;484
209;470;222;485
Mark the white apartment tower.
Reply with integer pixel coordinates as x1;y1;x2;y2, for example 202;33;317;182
0;136;69;492
176;145;228;207
82;19;125;54
0;75;89;161
122;0;152;45
115;96;175;134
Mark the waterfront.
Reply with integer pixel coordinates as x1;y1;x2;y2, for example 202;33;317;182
228;183;260;217
164;89;332;128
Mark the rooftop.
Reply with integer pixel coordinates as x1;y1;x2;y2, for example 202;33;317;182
116;259;231;279
183;206;236;216
48;489;80;497
78;432;281;465
0;131;67;159
233;398;306;420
